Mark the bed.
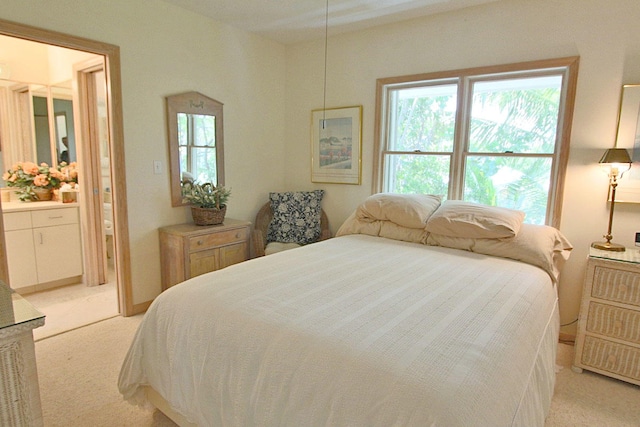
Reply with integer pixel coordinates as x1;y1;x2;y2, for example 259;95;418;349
119;194;572;426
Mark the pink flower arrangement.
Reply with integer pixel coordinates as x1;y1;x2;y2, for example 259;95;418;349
3;161;78;201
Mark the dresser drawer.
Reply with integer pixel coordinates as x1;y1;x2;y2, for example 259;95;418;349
580;335;640;382
188;227;249;252
31;208;78;228
592;265;640;307
587;302;640;345
2;212;32;231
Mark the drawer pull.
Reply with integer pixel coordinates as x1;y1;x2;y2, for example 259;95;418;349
197;240;203;245
48;215;64;219
606;354;617;365
235;233;241;239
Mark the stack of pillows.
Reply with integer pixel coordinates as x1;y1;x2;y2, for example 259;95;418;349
336;193;572;283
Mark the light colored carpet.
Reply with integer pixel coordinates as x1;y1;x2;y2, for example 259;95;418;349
35;314;175;427
25;280;118;341
34;315;640;426
545;342;640;426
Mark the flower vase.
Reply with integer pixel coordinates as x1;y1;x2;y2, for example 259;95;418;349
32;187;53;201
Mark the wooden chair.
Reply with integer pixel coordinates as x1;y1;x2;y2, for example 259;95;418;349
252;202;331;257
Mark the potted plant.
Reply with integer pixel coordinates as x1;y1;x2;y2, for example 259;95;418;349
3;161;70;201
182;181;231;225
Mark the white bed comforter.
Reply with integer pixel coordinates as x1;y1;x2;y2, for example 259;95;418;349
119;234;559;426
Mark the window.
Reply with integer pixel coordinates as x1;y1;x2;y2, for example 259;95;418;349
374;57;579;227
177;112;218;184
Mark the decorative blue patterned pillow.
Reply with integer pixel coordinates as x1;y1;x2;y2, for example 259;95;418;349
267;190;325;245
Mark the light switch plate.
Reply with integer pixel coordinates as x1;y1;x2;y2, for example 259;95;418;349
153;160;162;175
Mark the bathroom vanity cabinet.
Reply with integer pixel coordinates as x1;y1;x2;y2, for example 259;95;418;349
2;202;83;292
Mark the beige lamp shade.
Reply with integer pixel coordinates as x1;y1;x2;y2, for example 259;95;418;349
599;148;631;164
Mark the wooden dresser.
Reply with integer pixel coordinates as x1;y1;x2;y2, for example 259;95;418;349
159;219;251;290
572;247;640;385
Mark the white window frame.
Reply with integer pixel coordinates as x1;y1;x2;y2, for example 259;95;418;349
373;57;580;228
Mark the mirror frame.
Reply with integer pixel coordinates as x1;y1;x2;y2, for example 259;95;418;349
611;84;640;203
167;91;224;207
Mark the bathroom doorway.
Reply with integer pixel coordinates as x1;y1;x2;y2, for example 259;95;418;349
0;19;133;325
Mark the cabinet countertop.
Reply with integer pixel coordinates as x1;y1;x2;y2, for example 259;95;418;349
1;200;79;213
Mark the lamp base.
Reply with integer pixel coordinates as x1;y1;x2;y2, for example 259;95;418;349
591;241;626;252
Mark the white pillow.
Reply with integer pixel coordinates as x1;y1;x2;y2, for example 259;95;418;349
336;212;428;244
426;200;525;239
379;221;428;244
426;224;573;283
336;212;382;237
356;193;442;229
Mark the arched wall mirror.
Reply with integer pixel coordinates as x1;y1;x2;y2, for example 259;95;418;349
167;91;224;207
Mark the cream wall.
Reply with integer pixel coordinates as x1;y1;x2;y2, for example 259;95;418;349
284;0;640;335
0;0;287;304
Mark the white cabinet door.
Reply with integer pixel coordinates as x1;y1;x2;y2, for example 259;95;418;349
4;229;38;289
33;223;83;284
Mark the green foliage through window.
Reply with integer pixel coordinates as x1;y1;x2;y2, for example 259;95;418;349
178;113;217;183
377;62;577;226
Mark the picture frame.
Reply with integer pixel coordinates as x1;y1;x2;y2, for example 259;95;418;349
612;84;640;203
311;105;362;184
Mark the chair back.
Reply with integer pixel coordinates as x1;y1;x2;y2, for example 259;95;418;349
252;202;330;257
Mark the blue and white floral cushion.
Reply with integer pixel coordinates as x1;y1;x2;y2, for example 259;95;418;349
267;190;325;245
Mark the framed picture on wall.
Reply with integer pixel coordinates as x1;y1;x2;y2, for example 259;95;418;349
612;84;640;203
311;105;362;185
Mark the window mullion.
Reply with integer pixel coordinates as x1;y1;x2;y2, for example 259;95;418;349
449;77;470;200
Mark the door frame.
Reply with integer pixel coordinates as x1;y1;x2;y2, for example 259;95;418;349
74;58;110;288
0;18;135;316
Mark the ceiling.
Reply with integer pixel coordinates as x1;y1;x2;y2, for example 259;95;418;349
159;0;501;44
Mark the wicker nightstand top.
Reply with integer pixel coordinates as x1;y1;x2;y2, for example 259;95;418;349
590;247;640;265
0;281;44;333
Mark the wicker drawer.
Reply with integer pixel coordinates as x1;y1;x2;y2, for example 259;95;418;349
188;227;249;252
580;335;640;381
587;302;640;345
592;265;640;307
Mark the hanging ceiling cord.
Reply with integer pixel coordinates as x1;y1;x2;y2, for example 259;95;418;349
322;0;329;128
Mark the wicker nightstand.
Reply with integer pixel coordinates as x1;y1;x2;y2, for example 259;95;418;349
572;247;640;385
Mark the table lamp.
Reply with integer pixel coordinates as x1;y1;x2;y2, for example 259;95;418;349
591;148;632;252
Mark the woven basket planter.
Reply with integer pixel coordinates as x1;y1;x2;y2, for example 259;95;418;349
33;187;53;201
191;205;226;226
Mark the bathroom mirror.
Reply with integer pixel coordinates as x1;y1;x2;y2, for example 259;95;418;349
0;81;75;170
167;91;224;207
